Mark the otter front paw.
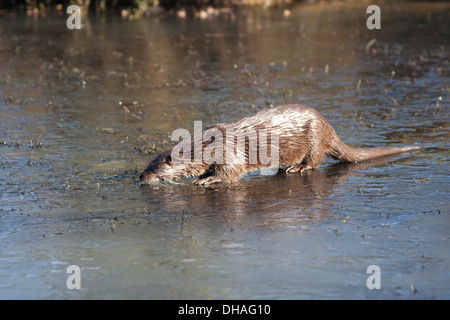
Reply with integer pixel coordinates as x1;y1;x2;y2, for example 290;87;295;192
193;176;223;187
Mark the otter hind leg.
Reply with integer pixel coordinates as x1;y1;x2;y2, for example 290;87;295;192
283;164;311;174
283;148;325;174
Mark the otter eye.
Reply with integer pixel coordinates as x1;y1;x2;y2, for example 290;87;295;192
166;155;173;165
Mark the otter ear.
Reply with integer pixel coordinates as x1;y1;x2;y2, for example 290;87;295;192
166;154;173;165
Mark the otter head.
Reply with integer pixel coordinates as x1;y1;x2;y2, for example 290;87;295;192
139;148;209;185
140;149;178;184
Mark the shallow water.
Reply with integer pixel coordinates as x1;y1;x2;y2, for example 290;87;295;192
0;2;449;299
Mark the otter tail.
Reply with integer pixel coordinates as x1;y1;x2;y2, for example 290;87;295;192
326;131;420;163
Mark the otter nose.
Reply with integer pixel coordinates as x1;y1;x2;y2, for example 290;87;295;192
139;171;146;181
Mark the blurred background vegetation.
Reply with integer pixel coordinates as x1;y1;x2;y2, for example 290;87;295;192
0;0;447;18
0;0;304;17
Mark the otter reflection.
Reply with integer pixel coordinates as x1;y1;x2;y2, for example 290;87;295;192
140;154;414;230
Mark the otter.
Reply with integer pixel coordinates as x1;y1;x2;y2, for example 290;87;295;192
140;104;420;186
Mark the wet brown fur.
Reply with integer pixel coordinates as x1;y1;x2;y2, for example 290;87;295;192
140;105;420;186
